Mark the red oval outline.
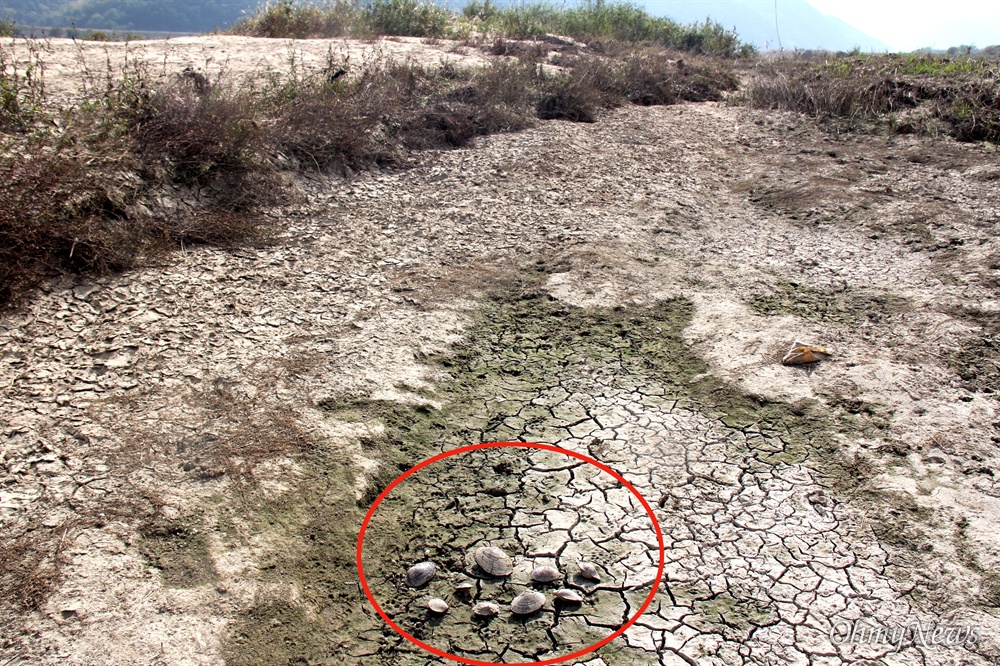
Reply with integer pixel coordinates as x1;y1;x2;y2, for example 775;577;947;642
356;441;666;666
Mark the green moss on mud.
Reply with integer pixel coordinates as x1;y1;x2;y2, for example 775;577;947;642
750;279;908;328
221;286;875;664
139;518;216;588
945;306;1000;394
690;593;776;638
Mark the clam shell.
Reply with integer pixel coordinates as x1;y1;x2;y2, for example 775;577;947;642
530;565;562;582
472;601;500;617
427;598;449;614
454;581;475;592
578;562;601;581
553;588;584;603
510;590;546;615
474;546;513;576
781;343;831;366
405;561;437;588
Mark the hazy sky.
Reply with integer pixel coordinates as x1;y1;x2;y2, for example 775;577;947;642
806;0;1000;51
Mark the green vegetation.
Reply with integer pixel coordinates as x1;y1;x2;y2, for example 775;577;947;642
750;280;908;328
735;52;1000;143
231;0;754;58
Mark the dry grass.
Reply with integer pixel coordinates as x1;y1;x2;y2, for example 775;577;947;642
0;141;157;305
0;41;745;309
0;487;163;613
199;381;315;486
736;53;1000;142
0;530;66;611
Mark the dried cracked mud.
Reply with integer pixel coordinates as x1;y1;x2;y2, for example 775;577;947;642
3;36;1000;666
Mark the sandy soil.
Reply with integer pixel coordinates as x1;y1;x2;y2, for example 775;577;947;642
2;34;498;104
2;36;1000;666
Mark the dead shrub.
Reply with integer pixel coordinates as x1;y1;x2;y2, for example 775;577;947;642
616;52;738;104
401;106;479;147
537;80;601;122
487;37;548;59
0;145;159;306
736;55;1000;144
742;72;914;119
269;72;398;170
131;78;267;195
0;531;64;611
936;88;1000;143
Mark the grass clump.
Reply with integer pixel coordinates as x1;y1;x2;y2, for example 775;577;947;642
131;75;271;208
736;53;1000;143
364;0;453;38
0;38;46;130
232;0;362;38
232;0;753;57
478;1;753;57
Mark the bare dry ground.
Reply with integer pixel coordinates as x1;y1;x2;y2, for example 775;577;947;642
2;36;1000;666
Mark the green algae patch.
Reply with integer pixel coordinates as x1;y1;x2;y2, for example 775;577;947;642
224;447;388;666
138;518;217;588
750;279;908;327
689;593;776;639
221;287;875;664
944;306;1000;394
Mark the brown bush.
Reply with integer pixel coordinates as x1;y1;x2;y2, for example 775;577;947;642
131;78;266;194
270;82;395;170
735;55;1000;143
0;145;158;305
537;80;601;122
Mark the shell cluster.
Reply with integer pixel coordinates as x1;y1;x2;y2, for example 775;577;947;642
402;549;602;618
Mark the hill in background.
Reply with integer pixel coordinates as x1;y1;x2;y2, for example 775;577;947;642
0;0;254;33
0;0;928;52
644;0;889;52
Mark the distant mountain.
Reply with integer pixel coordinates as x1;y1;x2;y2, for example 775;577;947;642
0;0;255;32
643;0;890;52
1;0;891;50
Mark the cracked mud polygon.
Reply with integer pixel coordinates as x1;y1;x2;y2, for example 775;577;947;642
4;35;1000;666
359;443;660;664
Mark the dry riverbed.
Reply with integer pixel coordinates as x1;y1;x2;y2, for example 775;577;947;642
2;36;1000;666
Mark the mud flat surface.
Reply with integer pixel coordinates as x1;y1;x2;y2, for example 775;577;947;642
2;36;1000;666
